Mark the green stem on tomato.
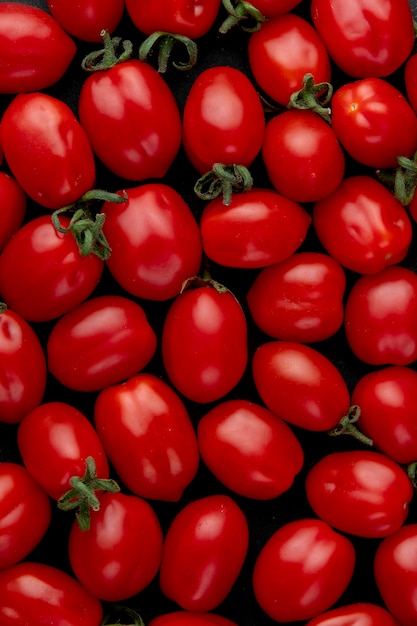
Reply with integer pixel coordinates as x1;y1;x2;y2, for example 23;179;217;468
81;30;133;72
139;31;198;72
288;73;333;123
377;151;417;206
328;405;374;446
194;162;253;206
219;0;267;34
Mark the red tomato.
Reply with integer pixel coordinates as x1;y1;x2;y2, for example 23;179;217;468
311;0;415;78
344;265;417;366
306;450;413;538
0;463;51;570
69;491;163;602
0;172;26;252
46;295;157;392
199;188;311;269
248;13;331;106
313;176;413;274
247;252;346;343
162;283;248;403
94;373;199;501
252;340;350;431
197;399;304;499
78;60;181;181
101;184;202;301
0;3;76;93
0;306;46;424
0;215;104;322
262;109;345;203
252;518;356;622
149;613;239;626
159;495;249;611
46;0;125;41
404;53;417;115
0;561;103;625
246;0;303;17
182;66;265;174
305;602;401;626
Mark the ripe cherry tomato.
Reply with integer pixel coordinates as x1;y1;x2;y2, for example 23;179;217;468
252;518;356;622
197;398;304;499
0;561;103;626
47;295;157;392
94;373;199;501
252;340;351;431
248;13;331;106
311;0;415;78
247;252;346;343
313;176;413;274
304;602;401;626
404;54;417;115
0;3;76;93
159;495;249;611
149;613;239;626
46;0;125;41
306;450;413;538
0;172;26;252
247;0;303;17
344;265;417;366
162;283;248;403
101;184;202;301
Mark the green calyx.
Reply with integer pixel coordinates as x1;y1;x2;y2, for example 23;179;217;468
219;0;268;34
328;405;374;447
288;73;333;123
139;31;198;73
102;605;145;626
377;151;417;206
82;30;133;72
194;163;253;206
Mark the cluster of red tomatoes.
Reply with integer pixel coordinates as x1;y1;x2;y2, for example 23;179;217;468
1;0;417;625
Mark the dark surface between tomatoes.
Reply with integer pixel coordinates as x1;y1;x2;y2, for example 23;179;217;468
2;0;417;625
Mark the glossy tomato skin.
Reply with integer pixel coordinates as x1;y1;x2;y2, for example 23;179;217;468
304;602;401;626
0;463;51;570
252;0;303;17
248;13;331;106
404;54;417;115
162;285;248;403
149;612;239;626
197;399;304;499
0;3;76;93
159;495;249;611
313;176;413;274
252;341;350;431
46;0;125;41
331;78;417;169
17;401;110;501
1;93;96;210
0;561;103;626
200;188;311;268
101;185;202;301
69;491;163;602
94;373;199;501
182;66;265;174
247;252;346;343
0;173;26;252
0;215;104;322
0;307;46;424
79;60;181;180
46;295;157;392
311;0;414;78
306;450;413;538
344;265;417;366
252;518;356;622
262;109;345;203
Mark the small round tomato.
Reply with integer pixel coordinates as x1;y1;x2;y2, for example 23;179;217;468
46;0;125;41
305;602;401;626
149;613;239;626
247;252;346;342
306;450;413;538
159;495;249;612
0;173;26;252
252;518;356;623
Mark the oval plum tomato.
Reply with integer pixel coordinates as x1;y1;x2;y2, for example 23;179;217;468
0;463;51;570
78;58;181;181
69;491;163;602
304;602;401;626
247;252;346;343
262;109;345;203
182;65;265;174
149;612;239;626
404;54;417;116
306;450;413;538
248;13;331;106
252;518;356;622
197;399;304;499
344;265;417;366
311;0;414;78
331;78;417;169
46;295;157;392
313;176;413;274
0;3;76;93
252;340;350;431
162;282;248;403
199;188;311;269
101;184;202;301
159;495;249;611
46;0;125;41
0;215;104;323
0;172;26;252
17;401;110;501
0;306;46;425
0;561;103;626
94;373;199;501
